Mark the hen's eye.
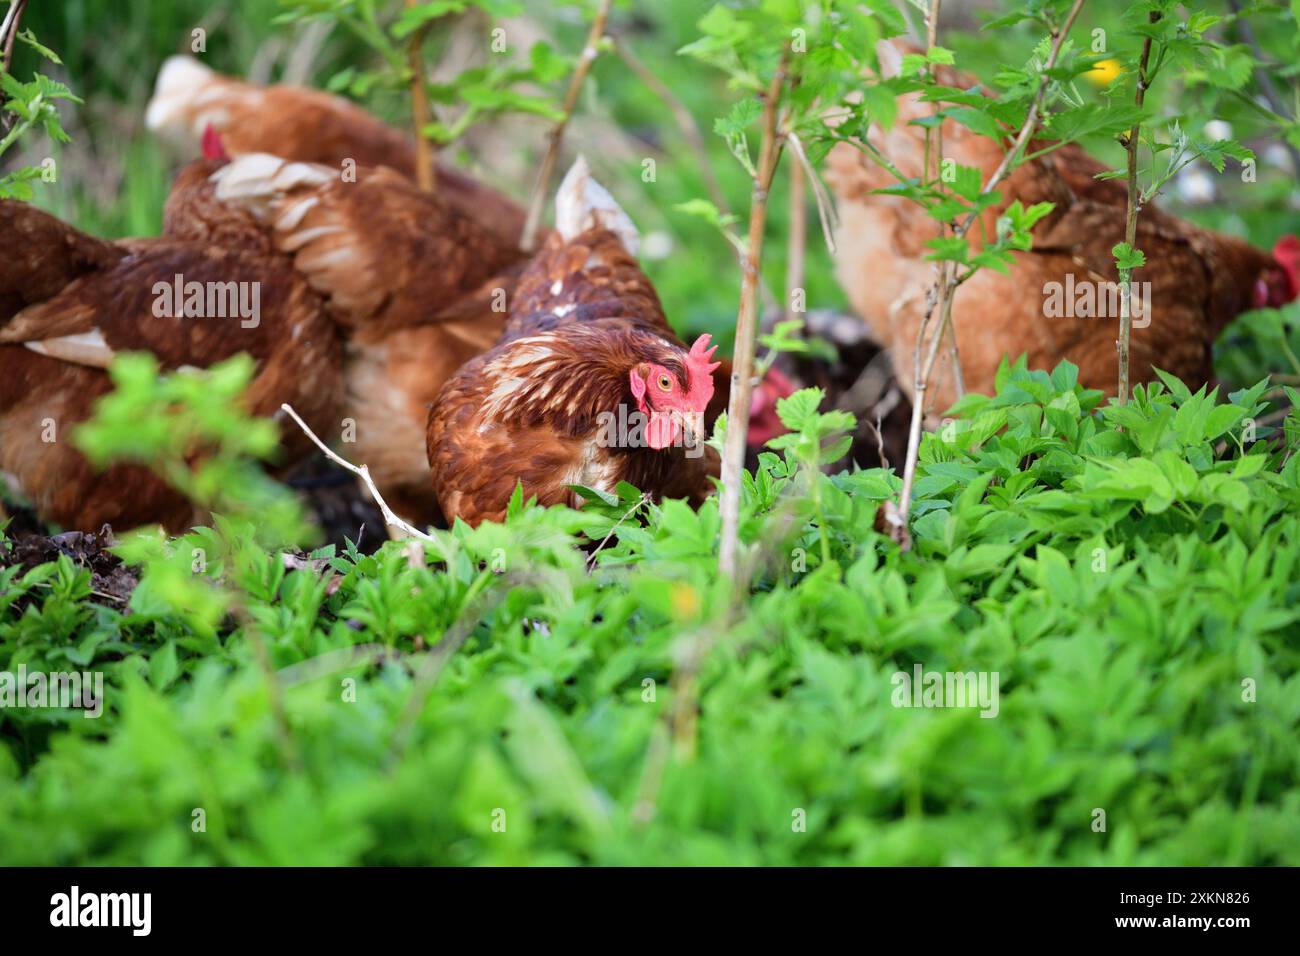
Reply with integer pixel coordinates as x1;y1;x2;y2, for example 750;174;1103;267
657;374;673;391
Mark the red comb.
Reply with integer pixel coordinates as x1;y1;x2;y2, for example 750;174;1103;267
687;333;722;374
684;333;721;411
1273;235;1300;303
201;123;229;162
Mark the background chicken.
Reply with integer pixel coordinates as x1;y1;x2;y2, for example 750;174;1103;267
145;57;558;524
145;55;527;249
0;197;341;532
193;149;530;523
826;50;1300;414
428;159;724;527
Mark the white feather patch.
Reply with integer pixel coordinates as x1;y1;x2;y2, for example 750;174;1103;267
278;224;346;251
211;153;290;206
145;55;217;134
555;156;639;255
24;329;115;368
211;154;332;215
274;196;320;231
272;161;332;191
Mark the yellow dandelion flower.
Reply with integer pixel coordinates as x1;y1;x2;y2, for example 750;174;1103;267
670;582;701;620
1086;58;1123;86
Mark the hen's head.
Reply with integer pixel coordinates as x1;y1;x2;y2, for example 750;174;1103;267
629;333;720;449
201;123;230;163
1256;235;1300;308
747;366;797;446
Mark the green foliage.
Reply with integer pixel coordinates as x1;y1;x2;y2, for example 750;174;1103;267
4;360;1299;865
4;0;1300;868
276;0;562;149
677;0;1206;311
1101;3;1264;277
1111;241;1146;271
73;354;315;548
0;10;79;200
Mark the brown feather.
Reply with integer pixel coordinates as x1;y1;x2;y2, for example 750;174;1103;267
0;202;342;533
825;46;1282;410
428;227;718;527
149;64;528;249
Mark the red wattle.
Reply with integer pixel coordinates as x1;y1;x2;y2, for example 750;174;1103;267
646;411;679;449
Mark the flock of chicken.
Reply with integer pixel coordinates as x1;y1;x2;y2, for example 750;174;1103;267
1;56;785;533
1;48;1297;538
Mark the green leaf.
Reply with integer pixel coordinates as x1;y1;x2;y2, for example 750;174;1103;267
17;29;63;65
1112;242;1146;271
149;641;180;689
392;1;468;39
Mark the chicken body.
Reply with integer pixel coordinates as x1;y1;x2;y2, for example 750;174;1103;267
200;152;529;522
428;230;720;526
0;200;341;532
428;162;721;526
826;57;1300;413
144;52;541;524
205;153;792;523
147;61;797;522
146;55;527;249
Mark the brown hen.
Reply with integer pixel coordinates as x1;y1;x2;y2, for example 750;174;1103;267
199;151;530;522
428;160;723;527
0;197;341;533
825;46;1300;413
146;55;526;249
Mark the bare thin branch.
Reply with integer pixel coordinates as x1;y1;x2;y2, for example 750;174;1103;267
946;322;966;400
403;0;437;193
1118;12;1160;405
719;52;789;580
520;0;614;251
0;0;28;87
923;0;965;402
611;34;732;219
279;403;436;543
785;130;837;254
786;156;806;323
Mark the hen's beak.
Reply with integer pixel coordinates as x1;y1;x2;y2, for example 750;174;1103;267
673;409;707;447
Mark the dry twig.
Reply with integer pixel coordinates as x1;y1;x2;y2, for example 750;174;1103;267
585;493;650;571
279;403;435;543
786;155;806;324
785;131;837;255
0;0;25;79
404;0;437;193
